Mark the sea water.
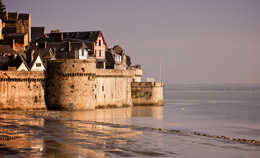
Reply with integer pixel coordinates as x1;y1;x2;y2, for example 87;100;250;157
1;90;260;157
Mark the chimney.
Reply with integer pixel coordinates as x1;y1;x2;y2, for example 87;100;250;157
12;39;15;49
65;41;71;51
54;33;63;42
30;49;34;62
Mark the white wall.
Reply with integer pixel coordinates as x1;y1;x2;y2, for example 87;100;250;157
17;63;29;71
31;56;45;71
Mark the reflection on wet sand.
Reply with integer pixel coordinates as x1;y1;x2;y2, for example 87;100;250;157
1;109;260;158
72;106;164;123
132;106;163;120
0;113;142;157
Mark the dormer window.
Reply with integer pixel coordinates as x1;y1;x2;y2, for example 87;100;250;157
36;63;41;67
99;40;101;46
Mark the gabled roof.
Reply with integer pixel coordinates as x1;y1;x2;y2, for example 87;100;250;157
28;53;46;70
49;31;107;45
31;27;45;41
35;35;49;43
8;54;29;70
0;45;15;54
113;45;124;55
34;48;54;59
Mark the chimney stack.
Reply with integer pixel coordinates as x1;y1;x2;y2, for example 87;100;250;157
65;41;71;51
54;32;63;42
30;49;34;62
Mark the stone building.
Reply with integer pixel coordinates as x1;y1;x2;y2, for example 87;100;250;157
47;31;108;69
2;11;31;43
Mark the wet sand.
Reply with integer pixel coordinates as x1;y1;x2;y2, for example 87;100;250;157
0;110;260;158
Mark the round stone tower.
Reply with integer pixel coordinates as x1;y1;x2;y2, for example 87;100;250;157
46;58;97;110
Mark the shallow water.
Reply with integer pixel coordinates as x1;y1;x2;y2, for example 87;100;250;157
72;91;260;140
1;91;260;157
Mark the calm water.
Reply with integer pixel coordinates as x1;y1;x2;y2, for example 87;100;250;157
72;91;260;141
1;91;260;157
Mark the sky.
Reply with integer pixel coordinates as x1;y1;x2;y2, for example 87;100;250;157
3;0;260;84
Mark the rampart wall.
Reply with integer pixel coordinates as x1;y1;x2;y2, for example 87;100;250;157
0;71;46;110
0;59;163;110
131;82;164;106
46;59;134;110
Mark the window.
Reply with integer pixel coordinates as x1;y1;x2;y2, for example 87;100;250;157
102;86;104;91
99;50;101;57
36;63;41;67
81;50;84;56
99;40;101;46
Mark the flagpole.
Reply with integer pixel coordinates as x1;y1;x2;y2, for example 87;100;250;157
159;59;162;82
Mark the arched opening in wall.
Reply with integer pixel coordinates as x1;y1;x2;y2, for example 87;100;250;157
102;86;104;91
72;65;74;68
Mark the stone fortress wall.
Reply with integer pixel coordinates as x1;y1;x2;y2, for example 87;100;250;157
0;58;163;110
46;58;134;110
131;82;164;106
0;71;46;110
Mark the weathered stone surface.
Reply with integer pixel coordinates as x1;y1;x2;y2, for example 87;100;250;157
0;71;46;110
131;82;164;106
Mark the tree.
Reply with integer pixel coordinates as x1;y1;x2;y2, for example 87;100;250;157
0;0;6;20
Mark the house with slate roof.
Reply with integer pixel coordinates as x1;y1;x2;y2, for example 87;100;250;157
5;53;29;71
48;30;108;68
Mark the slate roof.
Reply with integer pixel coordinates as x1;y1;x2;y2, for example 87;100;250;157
6;12;30;21
18;13;30;20
0;56;10;70
28;53;46;70
7;53;29;70
48;31;103;43
2;27;17;35
113;45;124;55
34;48;54;59
0;45;15;54
31;27;45;41
46;42;65;51
46;42;88;51
6;33;27;37
70;42;88;50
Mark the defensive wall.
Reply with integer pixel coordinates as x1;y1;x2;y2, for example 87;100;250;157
0;58;163;110
46;58;134;110
131;82;164;106
0;71;46;110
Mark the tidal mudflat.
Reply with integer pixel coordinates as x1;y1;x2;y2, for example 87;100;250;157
0;110;259;158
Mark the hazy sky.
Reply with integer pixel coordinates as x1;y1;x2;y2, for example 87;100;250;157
3;0;260;84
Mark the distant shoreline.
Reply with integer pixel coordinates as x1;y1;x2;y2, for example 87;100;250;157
164;83;260;91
